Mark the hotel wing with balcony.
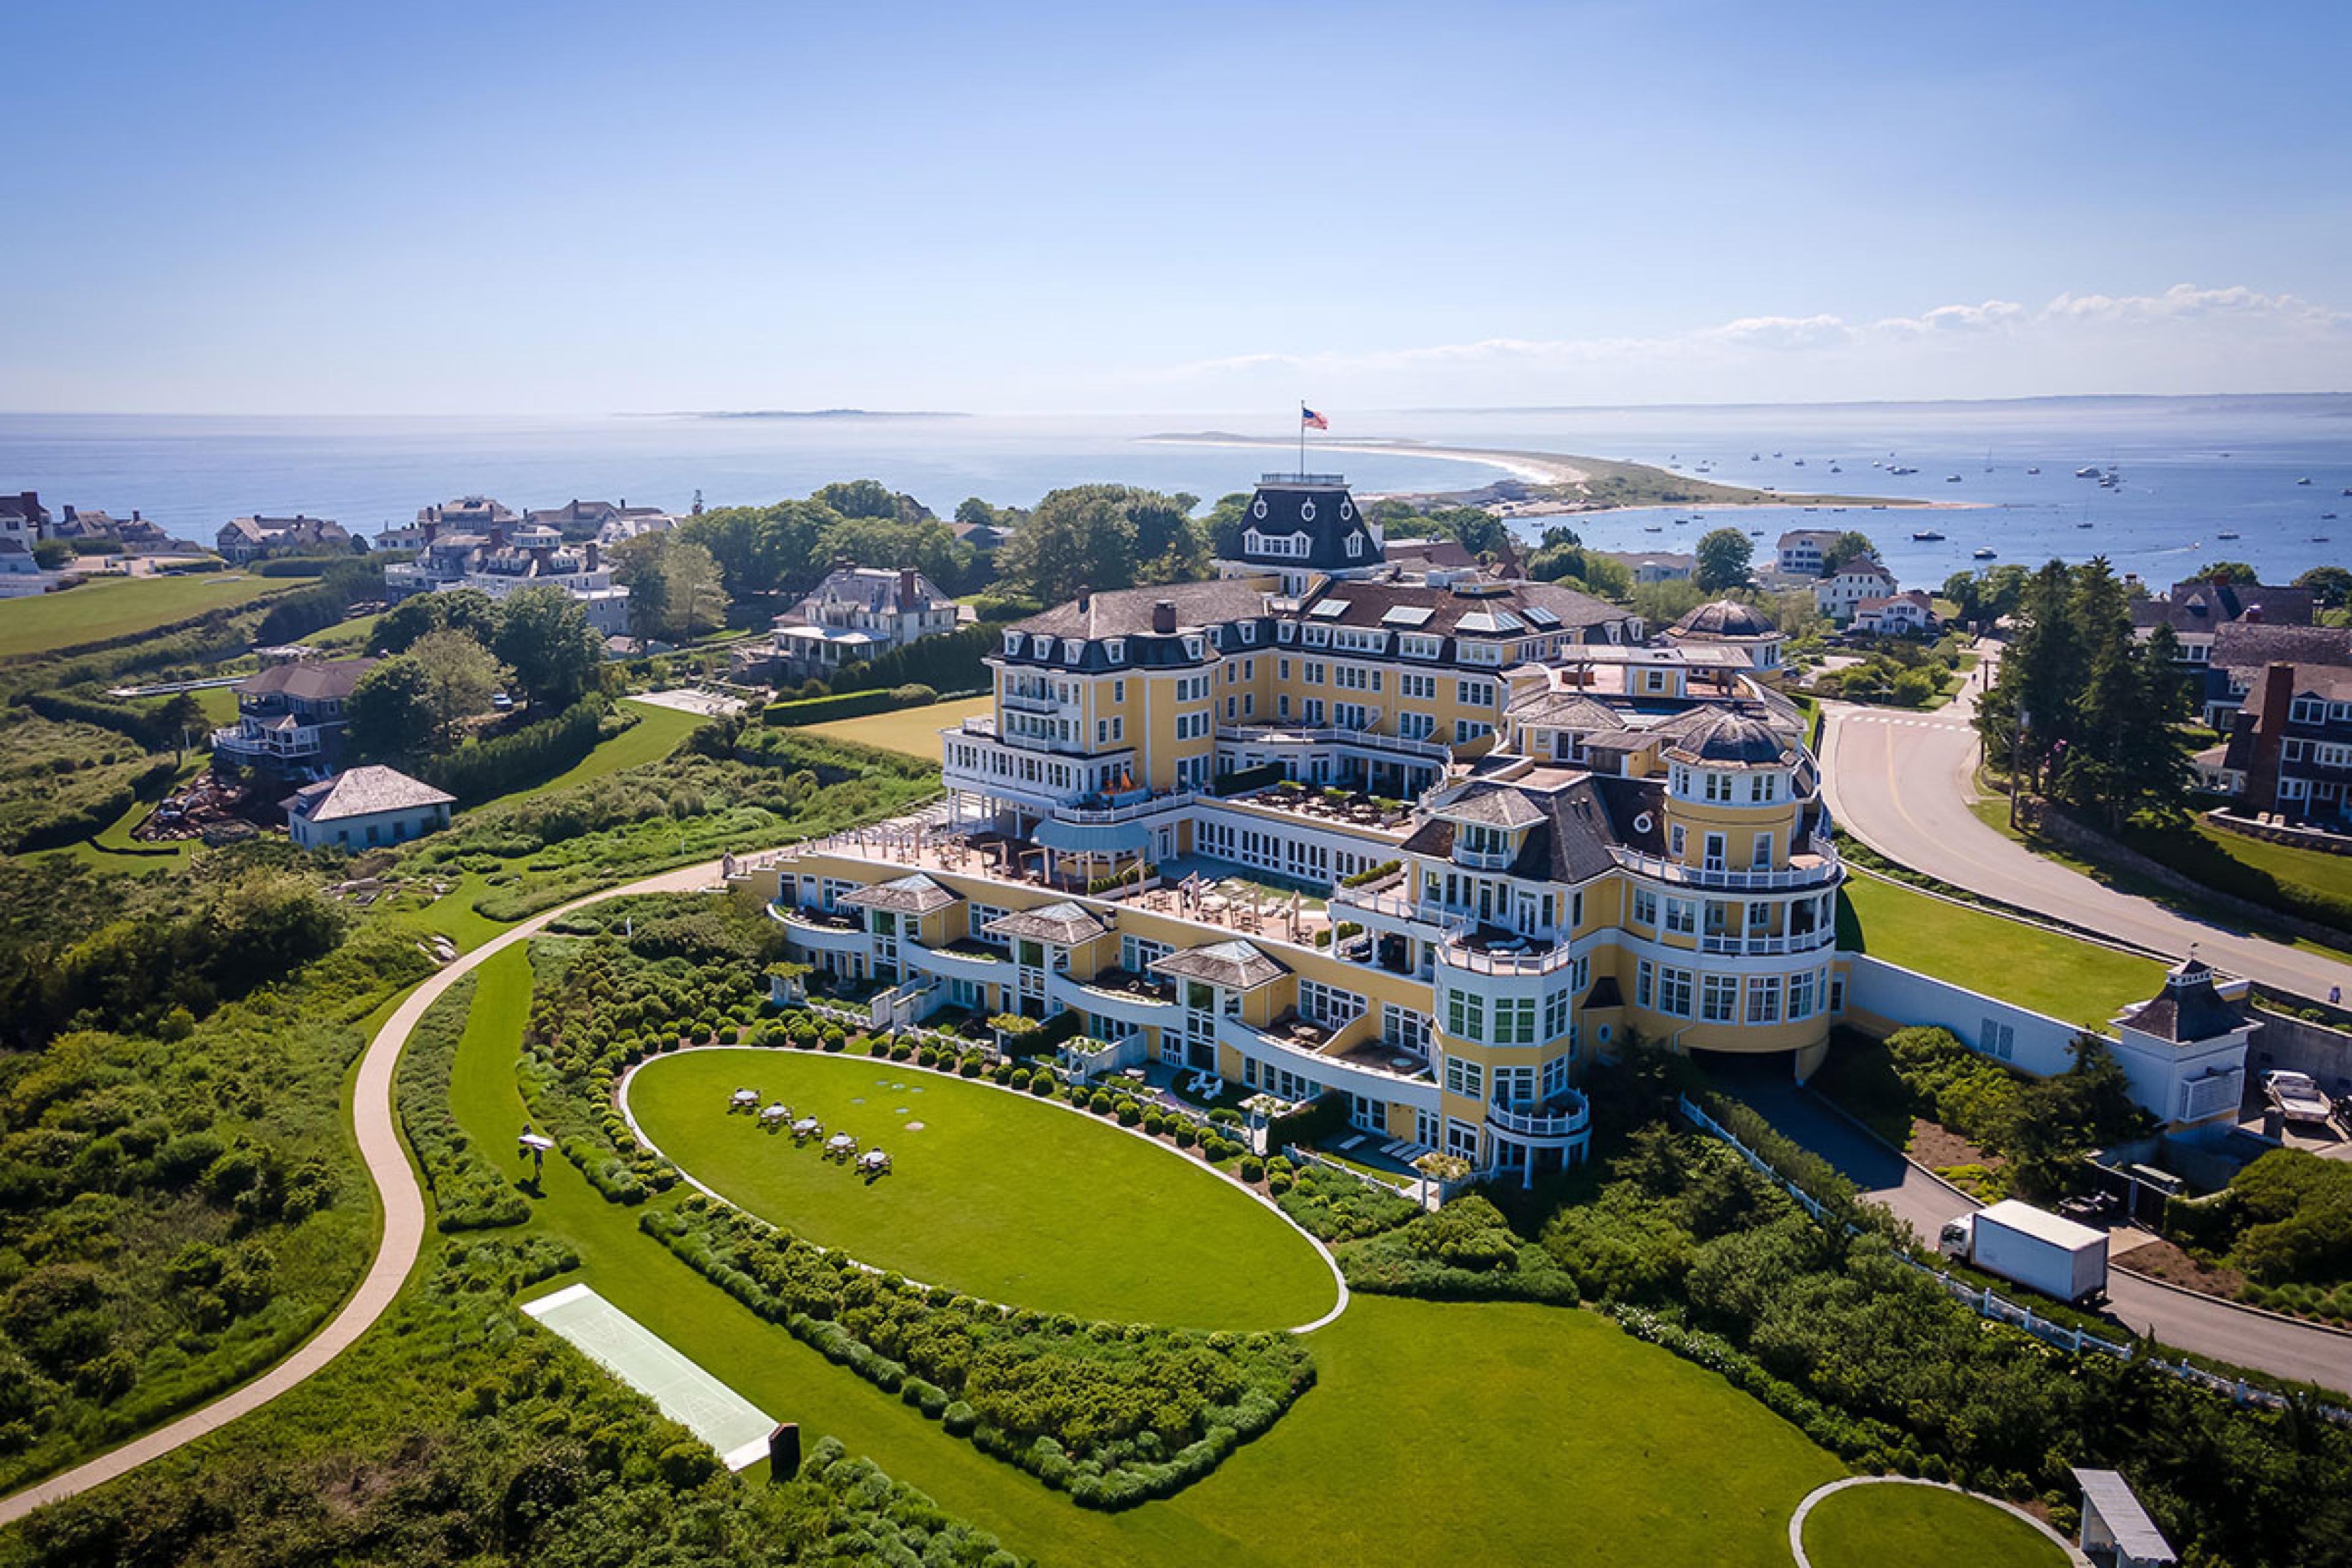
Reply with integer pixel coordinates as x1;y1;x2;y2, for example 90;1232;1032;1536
741;472;1852;1186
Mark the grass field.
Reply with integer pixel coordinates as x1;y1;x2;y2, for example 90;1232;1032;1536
0;573;284;658
2192;819;2352;903
627;1047;1336;1329
487;698;708;805
435;945;1863;1567
297;611;382;653
804;695;993;760
1801;1482;2067;1568
1839;873;2163;1028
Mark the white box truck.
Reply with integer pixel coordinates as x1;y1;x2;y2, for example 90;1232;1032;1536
1938;1199;2108;1305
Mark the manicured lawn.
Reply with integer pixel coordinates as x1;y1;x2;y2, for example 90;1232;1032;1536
297;611;382;653
484;698;707;805
1839;873;2163;1028
804;695;993;760
0;572;284;658
2198;820;2352;903
442;946;1853;1567
628;1047;1336;1329
1801;1482;2066;1568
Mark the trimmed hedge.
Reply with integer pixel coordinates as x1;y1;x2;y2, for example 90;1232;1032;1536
415;699;611;805
761;688;899;726
396;976;529;1231
828;622;1000;696
1337;1195;1581;1304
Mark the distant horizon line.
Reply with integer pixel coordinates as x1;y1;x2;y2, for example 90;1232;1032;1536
3;389;2349;421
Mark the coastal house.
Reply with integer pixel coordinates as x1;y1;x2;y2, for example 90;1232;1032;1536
525;497;675;541
415;496;518;532
0;537;51;597
1814;559;1900;624
2200;622;2352;731
949;518;1011;554
380;520;630;635
1602;549;1695;585
0;491;51;546
211;656;379;780
2132;576;2315;666
2209;645;2352;826
1776;529;1842;576
745;565;959;684
216;513;351;563
1662;598;1785;671
282;764;454;850
1852;590;1937;637
55;506;189;554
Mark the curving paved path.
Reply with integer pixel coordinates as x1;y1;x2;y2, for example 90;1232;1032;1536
1787;1476;2089;1567
1819;643;2352;1005
0;858;732;1527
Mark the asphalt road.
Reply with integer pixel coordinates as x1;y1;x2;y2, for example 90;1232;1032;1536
1818;649;2352;1006
1732;1079;2352;1394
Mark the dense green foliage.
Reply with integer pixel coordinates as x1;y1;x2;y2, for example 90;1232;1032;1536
1274;1164;1421;1241
2168;1149;2352;1314
0;908;434;1492
1879;1027;2147;1197
643;1200;1314;1509
826;622;1003;697
413;698;615;805
995;486;1203;603
761;688;901;726
1974;558;2198;826
396;976;530;1231
1694;527;1753;591
0;1234;1030;1568
250;558;382;647
1537;1124;2352;1564
0;710;176;853
1339;1195;1580;1303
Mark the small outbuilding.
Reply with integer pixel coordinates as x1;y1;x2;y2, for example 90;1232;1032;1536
282;764;454;850
2071;1467;2177;1567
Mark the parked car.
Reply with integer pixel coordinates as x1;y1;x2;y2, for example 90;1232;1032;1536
2264;1069;2338;1126
491;691;514;712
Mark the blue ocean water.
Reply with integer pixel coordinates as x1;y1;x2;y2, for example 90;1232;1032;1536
2;397;2347;590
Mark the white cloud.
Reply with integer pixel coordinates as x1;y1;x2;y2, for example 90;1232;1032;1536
1139;284;2351;405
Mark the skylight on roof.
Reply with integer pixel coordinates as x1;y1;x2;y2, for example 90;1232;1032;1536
1457;612;1501;633
1308;600;1350;619
1493;610;1527;631
1381;605;1436;628
1523;606;1561;628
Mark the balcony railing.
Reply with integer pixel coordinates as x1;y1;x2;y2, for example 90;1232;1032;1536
1329;886;1472;935
1216;723;1450;762
1698;927;1838;956
1000;690;1062;714
212;725;324;758
1437;937;1581;976
1608;839;1841;891
1054;790;1196;825
1487;1095;1592;1140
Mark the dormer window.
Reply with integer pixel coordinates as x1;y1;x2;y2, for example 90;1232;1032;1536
1061;638;1084;663
1240;622;1256;644
1182;635;1204;659
1003;631;1024;655
1105;638;1126;665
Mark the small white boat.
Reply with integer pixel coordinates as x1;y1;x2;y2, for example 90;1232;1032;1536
2026;466;2041;475
2297;477;2313;485
1973;548;1997;559
2075;466;2101;478
1912;529;1946;541
1945;475;1963;483
2217;530;2240;540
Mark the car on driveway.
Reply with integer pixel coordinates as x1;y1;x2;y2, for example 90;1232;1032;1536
2264;1069;2339;1128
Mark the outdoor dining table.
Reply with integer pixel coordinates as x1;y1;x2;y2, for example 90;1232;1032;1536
826;1133;856;1153
760;1104;790;1123
792;1117;821;1137
730;1089;759;1107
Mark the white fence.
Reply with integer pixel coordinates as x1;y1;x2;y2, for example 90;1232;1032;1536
1675;1094;2352;1425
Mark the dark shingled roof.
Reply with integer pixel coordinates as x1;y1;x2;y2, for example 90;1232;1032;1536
1402;773;1654;884
237;656;380;703
1508;692;1627;733
2133;579;2315;635
1226;480;1382;571
982;901;1108;946
1150;940;1289;990
1012;578;1273;642
1436;787;1548;829
1665;709;1795;767
281;765;453;823
2121;956;2245;1042
1291;576;1631;641
2209;621;2352;678
1670;600;1779;641
841;873;960;916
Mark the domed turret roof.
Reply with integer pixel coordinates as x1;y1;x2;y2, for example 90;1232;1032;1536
1667;709;1794;767
1671;599;1779;640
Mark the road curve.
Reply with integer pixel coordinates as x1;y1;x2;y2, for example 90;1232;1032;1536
0;858;730;1528
1819;666;2352;1005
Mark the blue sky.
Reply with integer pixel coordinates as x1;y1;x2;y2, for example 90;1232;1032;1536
5;0;2347;413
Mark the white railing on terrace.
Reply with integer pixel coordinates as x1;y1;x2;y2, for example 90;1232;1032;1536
1216;1016;1440;1096
1610;842;1841;891
1329;886;1473;935
1487;1096;1591;1139
1216;723;1450;761
1261;471;1349;486
1698;928;1838;956
1437;937;1580;976
1053;790;1196;825
1451;846;1516;872
1000;690;1061;714
213;725;324;757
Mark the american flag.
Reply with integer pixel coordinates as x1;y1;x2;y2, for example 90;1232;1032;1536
1300;405;1328;430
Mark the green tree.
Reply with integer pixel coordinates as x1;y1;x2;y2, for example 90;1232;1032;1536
347;656;436;758
30;539;72;570
369;587;500;655
2199;560;2261;584
152;692;210;763
815;513;973;591
491;584;605;709
407;629;509;750
657;540;729;640
2296;565;2352;609
1693;528;1753;592
1820;530;1878;575
812;479;930;524
992;485;1169;603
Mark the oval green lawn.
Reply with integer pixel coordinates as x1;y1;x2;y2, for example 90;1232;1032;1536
1803;1482;2068;1568
627;1048;1338;1330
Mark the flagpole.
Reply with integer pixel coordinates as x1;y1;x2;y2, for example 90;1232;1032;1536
1297;401;1306;478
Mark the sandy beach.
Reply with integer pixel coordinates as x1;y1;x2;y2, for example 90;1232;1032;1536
1139;433;1588;486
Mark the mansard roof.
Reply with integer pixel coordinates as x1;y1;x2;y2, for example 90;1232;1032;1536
1226;477;1382;571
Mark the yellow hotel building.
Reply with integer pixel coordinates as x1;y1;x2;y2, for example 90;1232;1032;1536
739;473;1842;1185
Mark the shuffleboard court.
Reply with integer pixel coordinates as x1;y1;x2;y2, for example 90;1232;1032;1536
521;1283;774;1470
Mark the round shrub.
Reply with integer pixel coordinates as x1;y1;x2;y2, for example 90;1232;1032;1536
958;1055;982;1079
1115;1101;1142;1127
1174;1125;1197;1150
1010;1067;1031;1089
1087;1090;1114;1115
717;1025;739;1044
1240;1155;1265;1183
1142;1112;1166;1136
1267;1171;1293;1196
942;1400;976;1436
1028;1075;1054;1097
918;1046;940;1068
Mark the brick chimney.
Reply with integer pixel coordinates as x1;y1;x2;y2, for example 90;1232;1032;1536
899;568;919;605
2245;662;2298;815
62;505;77;523
423;519;439;545
584;540;600;573
1152;600;1177;634
2244;604;2264;624
486;524;507;550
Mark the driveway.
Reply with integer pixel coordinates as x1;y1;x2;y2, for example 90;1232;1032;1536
1730;1078;2352;1395
1818;643;2352;1006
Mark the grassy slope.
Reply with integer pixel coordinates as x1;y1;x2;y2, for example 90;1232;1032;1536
1801;1483;2067;1568
499;698;709;802
628;1048;1336;1330
2196;819;2352;903
1839;874;2163;1028
0;573;284;658
447;946;1846;1567
801;695;993;761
